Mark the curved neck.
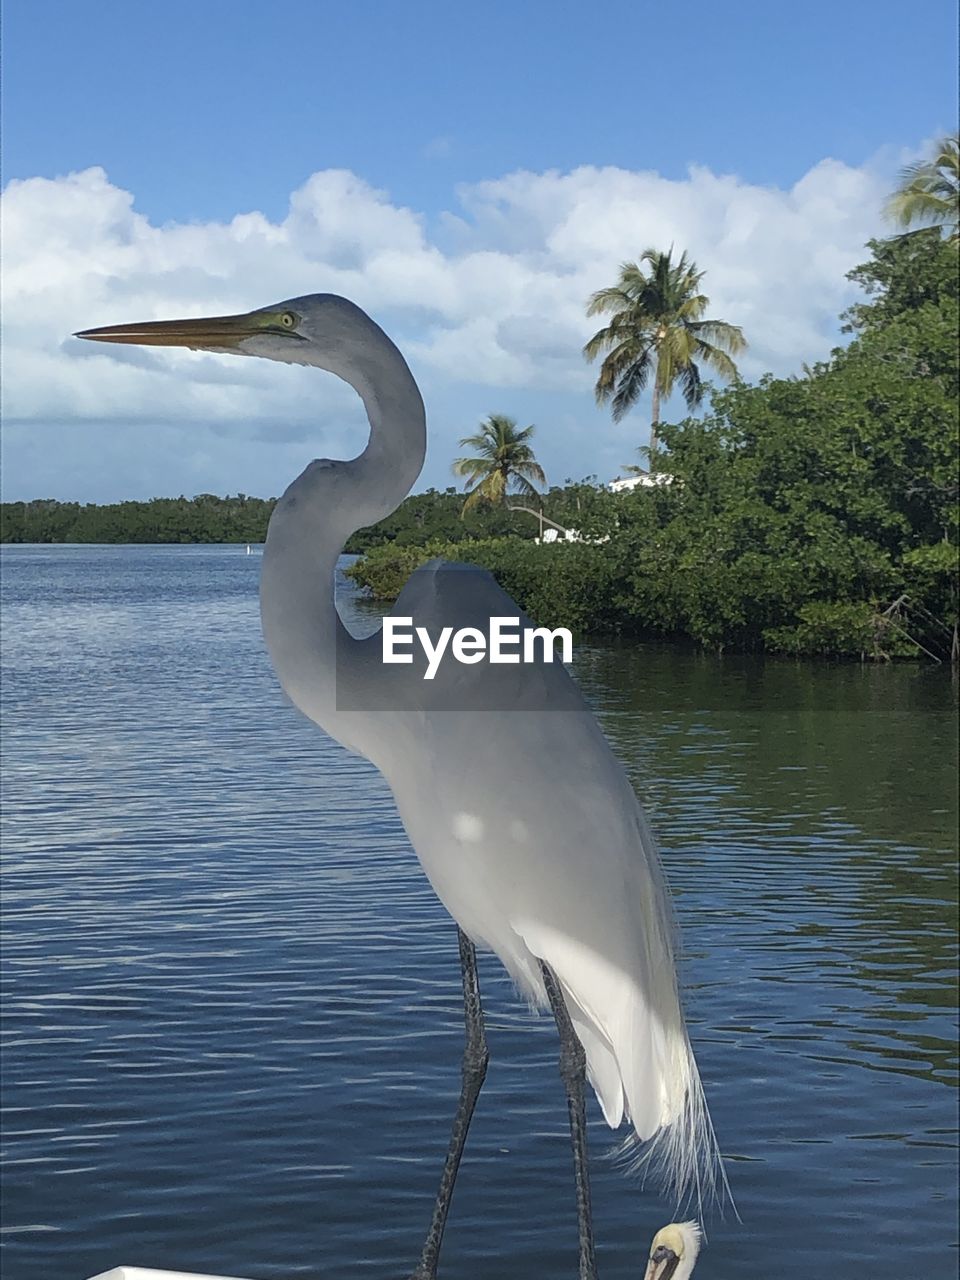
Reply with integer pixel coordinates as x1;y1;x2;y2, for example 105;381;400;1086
339;335;427;529
259;322;425;754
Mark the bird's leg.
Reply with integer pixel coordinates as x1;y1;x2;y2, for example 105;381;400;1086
409;927;489;1280
540;960;599;1280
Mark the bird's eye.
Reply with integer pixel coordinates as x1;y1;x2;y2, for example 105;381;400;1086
279;312;297;329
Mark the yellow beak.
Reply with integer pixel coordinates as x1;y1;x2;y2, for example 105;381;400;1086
74;312;263;351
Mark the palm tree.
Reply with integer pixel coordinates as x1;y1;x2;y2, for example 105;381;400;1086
884;134;959;240
452;414;546;515
584;247;746;456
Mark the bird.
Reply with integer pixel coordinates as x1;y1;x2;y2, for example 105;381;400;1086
76;295;724;1280
644;1221;702;1279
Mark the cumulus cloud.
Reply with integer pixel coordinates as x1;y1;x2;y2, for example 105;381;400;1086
1;157;891;500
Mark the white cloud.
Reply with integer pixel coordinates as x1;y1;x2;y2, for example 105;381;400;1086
1;156;892;501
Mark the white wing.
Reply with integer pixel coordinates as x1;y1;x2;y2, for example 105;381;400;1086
364;559;721;1204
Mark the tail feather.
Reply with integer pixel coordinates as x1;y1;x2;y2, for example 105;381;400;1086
516;917;730;1216
614;1043;732;1218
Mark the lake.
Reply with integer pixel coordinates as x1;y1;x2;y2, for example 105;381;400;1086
1;543;957;1279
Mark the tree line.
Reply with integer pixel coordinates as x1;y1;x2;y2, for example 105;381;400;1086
0;484;609;548
1;493;276;545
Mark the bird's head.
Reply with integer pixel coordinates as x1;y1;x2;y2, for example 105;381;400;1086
75;293;385;373
644;1220;702;1279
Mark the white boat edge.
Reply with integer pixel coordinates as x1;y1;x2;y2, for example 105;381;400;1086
86;1268;258;1280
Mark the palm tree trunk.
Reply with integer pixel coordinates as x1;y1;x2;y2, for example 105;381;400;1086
650;383;660;461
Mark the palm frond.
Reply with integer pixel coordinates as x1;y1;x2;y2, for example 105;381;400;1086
611;361;651;422
512;460;547;489
457;432;497;454
460;486;487;515
596;342;653;406
694;342;741;383
586;286;634;317
583;317;653;361
452;458;491;482
687;319;748;355
884;134;960;236
676;359;704;409
509;474;544;500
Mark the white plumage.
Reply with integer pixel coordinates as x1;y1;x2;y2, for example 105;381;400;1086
77;293;725;1277
255;297;721;1203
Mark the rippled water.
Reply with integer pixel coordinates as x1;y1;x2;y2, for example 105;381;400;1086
2;544;957;1280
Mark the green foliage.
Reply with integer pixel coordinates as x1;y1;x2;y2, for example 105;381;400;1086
843;229;958;332
344;487;522;550
352;228;958;660
343;483;613;552
0;493;277;544
0;482;616;556
346;536;624;636
762;602;914;660
343;540;451;599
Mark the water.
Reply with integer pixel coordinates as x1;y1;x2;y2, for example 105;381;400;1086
1;544;956;1280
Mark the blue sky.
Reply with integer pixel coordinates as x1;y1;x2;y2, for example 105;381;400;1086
3;0;957;502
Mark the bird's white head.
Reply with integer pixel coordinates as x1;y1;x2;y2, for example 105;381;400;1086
76;290;427;542
644;1220;702;1280
75;292;389;377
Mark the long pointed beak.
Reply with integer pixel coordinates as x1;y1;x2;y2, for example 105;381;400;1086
74;312;263;351
644;1251;680;1280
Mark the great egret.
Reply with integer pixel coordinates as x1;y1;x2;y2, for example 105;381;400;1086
77;296;722;1279
644;1221;702;1279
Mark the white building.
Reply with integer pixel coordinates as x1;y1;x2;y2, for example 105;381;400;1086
609;470;673;492
536;526;582;544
